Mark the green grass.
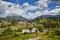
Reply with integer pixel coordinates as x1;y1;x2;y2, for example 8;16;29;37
47;36;60;40
0;26;60;40
0;32;60;40
0;33;37;40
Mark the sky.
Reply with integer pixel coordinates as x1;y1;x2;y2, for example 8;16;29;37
2;0;38;5
0;0;60;19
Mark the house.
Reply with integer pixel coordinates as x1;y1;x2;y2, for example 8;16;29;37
1;21;8;27
1;21;12;27
21;29;30;34
17;20;27;24
8;21;12;25
21;28;39;34
31;28;39;33
18;21;25;25
17;20;27;25
17;20;27;27
0;28;5;34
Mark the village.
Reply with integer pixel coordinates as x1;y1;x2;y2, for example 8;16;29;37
0;18;60;40
0;20;49;40
0;20;48;33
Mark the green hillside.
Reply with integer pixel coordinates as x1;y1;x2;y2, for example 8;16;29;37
0;17;60;40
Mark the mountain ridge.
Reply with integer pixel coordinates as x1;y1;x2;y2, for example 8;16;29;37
0;15;60;22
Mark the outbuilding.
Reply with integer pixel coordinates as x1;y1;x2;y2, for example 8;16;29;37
31;28;39;33
22;29;30;34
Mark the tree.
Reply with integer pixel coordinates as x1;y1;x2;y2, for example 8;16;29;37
17;28;22;32
54;30;60;36
1;27;13;36
35;24;44;32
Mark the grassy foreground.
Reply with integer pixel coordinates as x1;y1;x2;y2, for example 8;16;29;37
0;32;60;40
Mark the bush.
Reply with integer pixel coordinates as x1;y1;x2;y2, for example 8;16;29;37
1;27;13;36
17;28;22;32
54;30;60;36
28;27;33;30
36;24;44;32
13;33;19;37
1;25;7;28
48;32;55;38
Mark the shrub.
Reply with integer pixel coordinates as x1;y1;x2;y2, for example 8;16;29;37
48;32;55;38
1;27;13;36
13;33;19;37
54;30;60;36
17;28;22;32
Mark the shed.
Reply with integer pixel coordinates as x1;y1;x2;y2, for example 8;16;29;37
31;28;39;33
22;29;30;34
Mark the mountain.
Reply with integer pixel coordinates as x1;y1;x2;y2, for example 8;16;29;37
0;15;31;22
0;15;60;22
5;16;26;20
5;16;31;21
30;15;60;22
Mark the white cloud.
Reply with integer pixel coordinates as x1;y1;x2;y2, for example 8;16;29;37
23;2;29;6
22;11;42;19
49;8;60;15
50;0;60;4
36;0;49;10
43;10;49;15
0;1;25;17
56;5;60;8
6;5;24;16
21;0;49;19
0;0;60;19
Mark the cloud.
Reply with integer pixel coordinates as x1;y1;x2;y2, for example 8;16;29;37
49;8;60;15
21;0;49;19
50;0;60;4
37;0;48;7
6;5;24;16
0;0;60;19
23;2;29;6
0;1;25;17
56;5;60;8
22;11;42;19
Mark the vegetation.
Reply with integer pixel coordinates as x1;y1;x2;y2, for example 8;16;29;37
1;27;13;36
0;17;60;40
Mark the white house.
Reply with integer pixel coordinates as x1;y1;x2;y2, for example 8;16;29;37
1;21;8;27
31;28;39;33
21;28;39;34
22;29;30;34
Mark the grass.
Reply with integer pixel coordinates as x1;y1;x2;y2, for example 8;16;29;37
0;25;60;40
0;32;37;40
0;32;60;40
47;36;60;40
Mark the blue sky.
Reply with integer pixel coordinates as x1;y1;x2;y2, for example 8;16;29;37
2;0;58;10
0;0;60;19
2;0;38;5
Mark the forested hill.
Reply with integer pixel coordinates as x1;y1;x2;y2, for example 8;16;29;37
30;15;60;22
0;16;30;22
